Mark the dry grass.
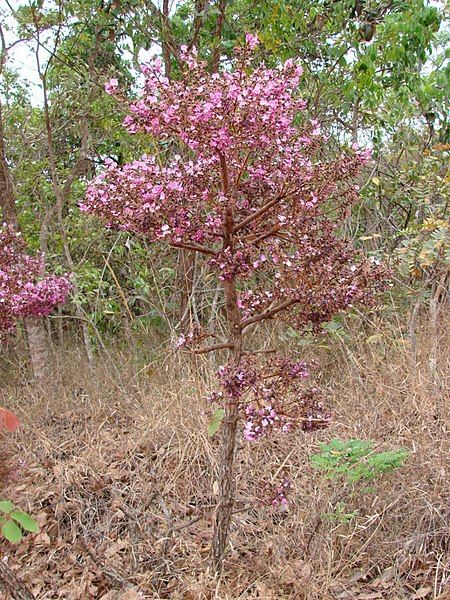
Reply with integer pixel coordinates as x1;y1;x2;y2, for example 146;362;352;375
0;313;448;599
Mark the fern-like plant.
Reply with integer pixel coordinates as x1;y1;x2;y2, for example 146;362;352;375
310;438;409;524
311;438;409;482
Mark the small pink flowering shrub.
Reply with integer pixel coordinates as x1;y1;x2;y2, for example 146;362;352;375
0;226;71;334
82;37;387;565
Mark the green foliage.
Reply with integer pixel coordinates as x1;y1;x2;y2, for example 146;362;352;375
208;408;225;437
0;500;39;544
394;147;450;278
312;439;409;525
322;500;358;524
311;438;409;483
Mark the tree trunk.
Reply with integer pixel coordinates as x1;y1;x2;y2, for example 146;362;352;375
211;277;242;572
211;152;242;572
211;0;227;72
178;249;196;332
0;559;35;600
25;318;49;380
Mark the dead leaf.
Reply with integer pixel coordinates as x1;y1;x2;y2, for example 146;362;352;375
348;571;367;584
120;590;144;599
300;562;312;581
104;539;128;558
34;531;51;545
100;592;119;600
413;588;433;599
0;407;21;432
371;566;395;589
255;582;277;598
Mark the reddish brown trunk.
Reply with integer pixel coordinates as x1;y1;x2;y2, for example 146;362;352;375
211;0;227;72
211;277;242;571
211;152;242;571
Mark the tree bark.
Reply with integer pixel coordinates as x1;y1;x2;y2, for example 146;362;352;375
178;248;196;332
25;318;49;380
0;559;35;600
0;103;17;227
211;0;227;73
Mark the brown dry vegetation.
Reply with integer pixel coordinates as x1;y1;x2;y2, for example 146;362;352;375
0;312;449;600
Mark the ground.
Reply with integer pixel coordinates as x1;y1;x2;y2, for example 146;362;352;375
1;319;448;599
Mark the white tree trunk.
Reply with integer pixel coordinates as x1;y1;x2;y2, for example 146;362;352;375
25;318;49;380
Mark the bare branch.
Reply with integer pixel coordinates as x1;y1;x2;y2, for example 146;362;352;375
171;241;218;256
192;341;234;354
242;299;297;329
234;189;286;233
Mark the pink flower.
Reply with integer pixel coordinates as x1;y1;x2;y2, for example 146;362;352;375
0;226;71;335
105;78;119;95
245;32;259;50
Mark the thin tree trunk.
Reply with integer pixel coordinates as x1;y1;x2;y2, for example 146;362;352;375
409;295;421;364
0;104;16;226
0;559;35;599
211;152;242;571
211;277;242;571
429;267;448;390
158;8;197;334
211;0;227;73
25;318;49;380
178;249;196;331
38;59;94;363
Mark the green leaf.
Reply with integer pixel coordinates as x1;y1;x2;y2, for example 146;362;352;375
2;520;23;544
208;408;225;437
0;500;13;514
10;510;39;533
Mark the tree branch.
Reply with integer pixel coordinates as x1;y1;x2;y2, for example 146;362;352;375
234;189;286;233
192;341;234;354
171;241;217;256
241;299;297;329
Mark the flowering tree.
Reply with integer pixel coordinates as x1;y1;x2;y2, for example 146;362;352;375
0;226;70;338
81;36;386;570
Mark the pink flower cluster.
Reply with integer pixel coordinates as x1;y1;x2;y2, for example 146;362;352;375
119;50;305;158
258;476;293;507
244;404;293;441
82;46;384;337
214;357;330;441
0;227;71;334
270;478;293;507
